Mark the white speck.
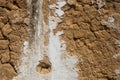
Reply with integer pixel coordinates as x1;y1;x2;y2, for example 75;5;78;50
49;1;66;17
115;68;120;75
55;9;64;17
57;1;66;7
96;0;105;9
113;52;120;59
49;4;57;9
108;16;115;23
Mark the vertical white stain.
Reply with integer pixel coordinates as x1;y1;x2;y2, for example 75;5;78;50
48;0;78;80
12;0;50;80
13;0;78;80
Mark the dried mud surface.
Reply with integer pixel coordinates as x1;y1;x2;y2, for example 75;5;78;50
0;0;120;80
54;0;120;80
0;0;28;80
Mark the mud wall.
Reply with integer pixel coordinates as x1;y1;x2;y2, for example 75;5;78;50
0;0;120;80
54;0;120;80
0;0;28;80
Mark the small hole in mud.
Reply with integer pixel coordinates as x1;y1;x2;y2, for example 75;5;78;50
36;56;51;74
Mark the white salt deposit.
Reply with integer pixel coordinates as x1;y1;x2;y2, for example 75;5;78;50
48;0;78;80
13;0;78;80
48;18;78;80
12;0;50;80
49;1;66;17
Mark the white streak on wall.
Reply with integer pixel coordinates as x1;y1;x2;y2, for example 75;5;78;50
13;0;78;80
48;0;78;80
48;16;78;80
12;41;49;80
12;0;50;80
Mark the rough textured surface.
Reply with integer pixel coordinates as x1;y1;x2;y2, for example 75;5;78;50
54;0;120;80
0;0;28;80
36;56;51;74
0;0;120;80
0;64;17;80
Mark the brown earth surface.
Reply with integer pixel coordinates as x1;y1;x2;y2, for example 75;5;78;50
0;0;120;80
54;0;120;80
0;0;28;80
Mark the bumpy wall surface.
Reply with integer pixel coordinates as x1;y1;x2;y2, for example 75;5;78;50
54;0;120;80
0;0;120;80
0;0;28;80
